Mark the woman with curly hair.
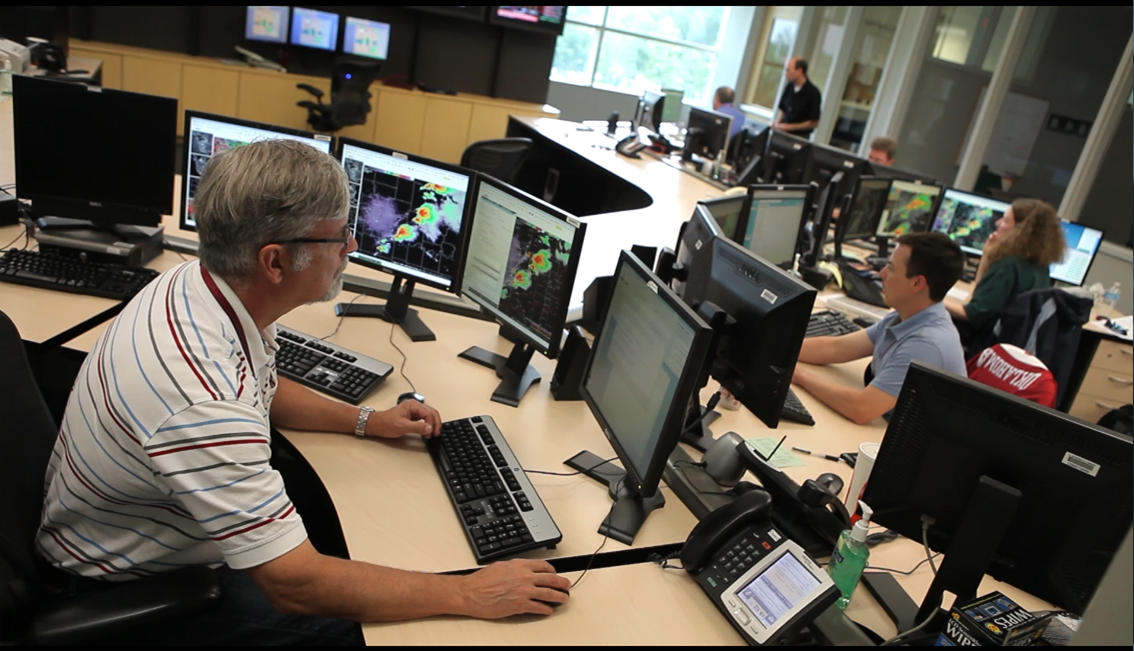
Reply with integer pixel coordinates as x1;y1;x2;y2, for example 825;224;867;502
946;197;1066;337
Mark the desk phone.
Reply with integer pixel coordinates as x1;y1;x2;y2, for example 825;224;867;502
681;491;839;645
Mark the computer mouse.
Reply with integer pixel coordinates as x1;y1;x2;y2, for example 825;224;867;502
536;586;570;608
397;391;425;405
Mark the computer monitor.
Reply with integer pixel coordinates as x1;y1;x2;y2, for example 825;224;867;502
698;195;745;242
568;250;713;544
290;7;339;51
661;88;684;124
181;111;332;232
245;6;290;44
488;6;567;35
337;138;475;341
342;16;390;60
637;90;665;134
760;130;813;185
683;107;732;162
682;236;817;435
1051;221;1104;287
801;172;845;270
862;361;1133;621
670;203;724;301
806;142;865;202
931;189;1010;257
834;177;891;260
459;175;587;406
875;180;942;239
728;126;763;174
739;184;814;270
13;75;176;231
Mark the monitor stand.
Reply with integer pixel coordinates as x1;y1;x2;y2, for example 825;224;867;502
459;339;540;407
680;401;720;452
875;235;891;259
862;475;1021;638
564;450;665;545
333;273;436;342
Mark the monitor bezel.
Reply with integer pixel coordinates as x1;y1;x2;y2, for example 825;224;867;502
840;176;893;242
1051;221;1106;287
686;106;733;160
341;16;391;60
244;6;290;44
581;249;713;497
460;173;587;359
180;110;333;233
933;187;1012;257
697;194;745;242
13;75;176;228
289;6;341;51
865;161;937;185
875;179;944;238
337;136;477;294
487;6;567;35
737;183;815;266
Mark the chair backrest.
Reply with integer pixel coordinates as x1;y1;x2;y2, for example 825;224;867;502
0;310;59;608
461;138;532;184
966;343;1058;408
328;57;382;128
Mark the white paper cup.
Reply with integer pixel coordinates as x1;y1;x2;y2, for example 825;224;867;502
845;441;880;511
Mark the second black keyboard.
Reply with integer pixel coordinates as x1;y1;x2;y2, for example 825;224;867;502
426;415;562;564
781;387;815;426
274;325;393;404
0;248;160;301
806;310;860;338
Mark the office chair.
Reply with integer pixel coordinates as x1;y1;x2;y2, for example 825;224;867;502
0;310;221;644
297;56;382;133
460;138;532;184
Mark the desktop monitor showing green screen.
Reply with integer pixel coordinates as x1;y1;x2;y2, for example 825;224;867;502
1051;221;1104;287
180;111;332;232
342;16;390;60
459;175;586;406
931;189;1010;256
338;138;475;341
740;185;813;270
697;195;745;242
661;89;684;124
876;180;942;238
290;7;339;51
245;6;289;44
575;250;713;543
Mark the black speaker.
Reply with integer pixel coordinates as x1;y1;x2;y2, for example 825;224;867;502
550;325;590;401
580;275;612;335
630;244;657;271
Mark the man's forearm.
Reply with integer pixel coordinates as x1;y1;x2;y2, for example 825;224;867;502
270;376;357;434
795;371;886;425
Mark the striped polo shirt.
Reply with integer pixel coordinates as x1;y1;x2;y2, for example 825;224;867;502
37;260;307;579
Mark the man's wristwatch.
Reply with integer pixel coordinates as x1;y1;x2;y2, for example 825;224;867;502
355;406;376;438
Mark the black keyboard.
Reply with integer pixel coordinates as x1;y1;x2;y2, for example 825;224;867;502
837;260;888;309
0;248;160;301
806;310;860;338
274;325;393;405
781;387;815;426
426;415;562;564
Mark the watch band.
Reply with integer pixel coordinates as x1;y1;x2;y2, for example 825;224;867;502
355;406;376;438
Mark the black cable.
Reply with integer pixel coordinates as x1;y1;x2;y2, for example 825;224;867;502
320;292;363;341
673;460;732;497
816;553;940;577
680;391;722;436
2;228;26;251
386;317;417;394
568;476;621;590
523;456;619;477
648;550;684;571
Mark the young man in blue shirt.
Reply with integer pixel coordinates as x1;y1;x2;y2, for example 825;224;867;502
792;232;967;424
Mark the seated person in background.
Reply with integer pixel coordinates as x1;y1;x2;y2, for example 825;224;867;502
867;136;897;166
712;86;747;140
945;198;1065;346
36;140;570;646
792;232;967;424
772;57;822;139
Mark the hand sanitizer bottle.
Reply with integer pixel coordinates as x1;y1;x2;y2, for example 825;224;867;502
827;501;873;610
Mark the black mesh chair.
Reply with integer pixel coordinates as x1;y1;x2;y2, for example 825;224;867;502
297;57;383;133
0;310;220;644
460;138;532;184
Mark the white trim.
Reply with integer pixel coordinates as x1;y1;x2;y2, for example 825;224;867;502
814;6;864;145
860;6;939;153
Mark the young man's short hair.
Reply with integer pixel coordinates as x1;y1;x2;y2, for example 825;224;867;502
895;232;964;302
870;136;897;162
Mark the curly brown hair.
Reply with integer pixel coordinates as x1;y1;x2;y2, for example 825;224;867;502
985;198;1066;268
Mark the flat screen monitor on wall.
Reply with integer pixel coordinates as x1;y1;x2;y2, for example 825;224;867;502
342;16;390;60
290;7;340;51
488;6;567;35
245;6;290;44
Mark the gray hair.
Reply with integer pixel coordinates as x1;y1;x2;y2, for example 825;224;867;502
194;139;349;280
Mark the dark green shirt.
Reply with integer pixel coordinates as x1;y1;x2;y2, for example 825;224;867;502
964;255;1051;331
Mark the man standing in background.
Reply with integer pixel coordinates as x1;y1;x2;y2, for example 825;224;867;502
773;57;822;140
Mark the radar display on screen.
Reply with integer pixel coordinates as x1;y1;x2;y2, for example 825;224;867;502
342;143;471;290
931;190;1009;256
876;181;941;237
498;220;573;343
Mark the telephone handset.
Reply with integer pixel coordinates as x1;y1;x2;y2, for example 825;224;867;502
615;134;646;159
682;490;839;645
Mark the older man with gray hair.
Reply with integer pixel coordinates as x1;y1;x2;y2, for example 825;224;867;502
36;140;571;645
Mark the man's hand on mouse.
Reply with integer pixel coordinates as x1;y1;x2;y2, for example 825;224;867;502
365;399;443;439
456;559;571;618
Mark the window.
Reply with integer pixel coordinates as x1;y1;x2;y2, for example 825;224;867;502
930;6;1054;81
550;6;731;104
744;6;802;109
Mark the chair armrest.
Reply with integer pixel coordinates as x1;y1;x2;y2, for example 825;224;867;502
296;100;322;111
296;83;324;99
29;566;221;645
